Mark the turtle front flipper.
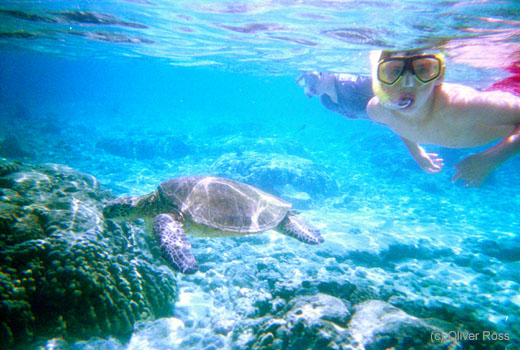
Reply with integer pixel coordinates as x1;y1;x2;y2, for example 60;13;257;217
153;213;198;274
276;212;324;245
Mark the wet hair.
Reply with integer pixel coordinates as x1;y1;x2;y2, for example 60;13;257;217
379;49;426;61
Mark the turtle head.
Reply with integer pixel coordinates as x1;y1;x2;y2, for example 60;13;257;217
103;192;160;220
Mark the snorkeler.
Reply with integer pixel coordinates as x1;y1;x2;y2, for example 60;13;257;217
298;49;520;187
296;72;373;120
368;49;520;186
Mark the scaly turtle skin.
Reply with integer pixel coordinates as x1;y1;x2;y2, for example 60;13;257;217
103;176;323;274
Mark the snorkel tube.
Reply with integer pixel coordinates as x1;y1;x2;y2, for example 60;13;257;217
370;50;413;110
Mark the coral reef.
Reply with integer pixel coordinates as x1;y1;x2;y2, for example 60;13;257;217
0;162;177;349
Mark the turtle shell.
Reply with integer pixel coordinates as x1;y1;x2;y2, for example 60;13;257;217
158;176;291;233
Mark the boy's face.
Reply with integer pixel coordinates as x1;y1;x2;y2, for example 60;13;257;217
377;52;444;112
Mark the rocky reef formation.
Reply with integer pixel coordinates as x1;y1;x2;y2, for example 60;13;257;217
348;300;457;350
233;296;458;350
212;151;338;207
227;252;512;350
235;293;352;349
0;160;177;349
95;136;192;160
0;136;32;159
0;159;22;177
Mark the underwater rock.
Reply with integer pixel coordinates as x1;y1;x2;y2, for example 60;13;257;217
231;265;379;349
339;242;454;269
95;138;134;158
0;136;32;159
13;104;30;121
348;300;458;350
127;317;185;349
204;134;311;158
286;293;351;327
211;151;338;202
276;184;313;209
478;238;520;262
0;163;177;349
233;293;351;349
263;273;378;307
0;159;22;176
96;136;192;160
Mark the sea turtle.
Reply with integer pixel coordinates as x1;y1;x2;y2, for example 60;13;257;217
103;176;323;274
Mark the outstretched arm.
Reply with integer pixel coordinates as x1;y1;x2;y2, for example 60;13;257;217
296;72;373;119
453;124;520;186
295;72;337;101
400;136;444;173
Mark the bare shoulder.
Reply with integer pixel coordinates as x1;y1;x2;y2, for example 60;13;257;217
438;82;520;125
366;96;392;124
440;82;520;106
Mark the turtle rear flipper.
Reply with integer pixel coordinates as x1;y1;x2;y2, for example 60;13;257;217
276;213;324;245
153;213;199;274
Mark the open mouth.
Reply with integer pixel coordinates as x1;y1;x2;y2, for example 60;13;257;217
398;96;414;109
381;95;414;110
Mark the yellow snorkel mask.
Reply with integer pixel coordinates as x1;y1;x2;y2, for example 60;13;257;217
370;50;445;109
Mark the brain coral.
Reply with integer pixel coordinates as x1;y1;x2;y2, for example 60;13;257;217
0;161;177;349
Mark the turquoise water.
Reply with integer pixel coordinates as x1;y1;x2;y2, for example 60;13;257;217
1;1;520;350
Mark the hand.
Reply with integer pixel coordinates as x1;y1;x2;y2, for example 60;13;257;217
400;139;444;174
412;145;444;173
452;153;497;187
295;72;321;97
417;152;444;173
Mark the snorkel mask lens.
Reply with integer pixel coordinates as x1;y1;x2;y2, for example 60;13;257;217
377;55;443;86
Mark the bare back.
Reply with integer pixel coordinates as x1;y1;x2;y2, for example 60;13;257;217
367;83;520;148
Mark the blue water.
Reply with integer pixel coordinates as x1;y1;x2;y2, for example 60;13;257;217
1;1;520;349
